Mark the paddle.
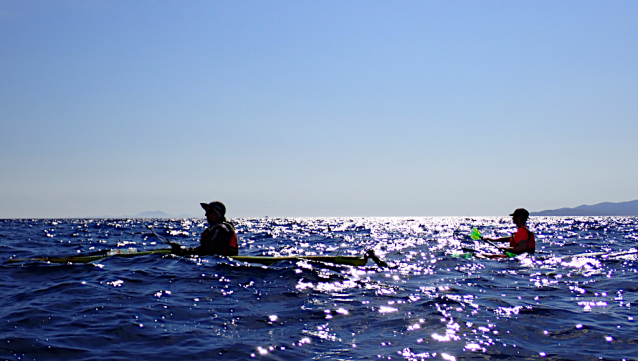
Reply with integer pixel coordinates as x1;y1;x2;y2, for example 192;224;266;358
147;226;169;244
147;226;182;254
471;227;516;258
365;249;393;268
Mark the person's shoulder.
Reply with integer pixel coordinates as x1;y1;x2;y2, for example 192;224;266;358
223;219;235;228
211;220;234;232
515;227;528;236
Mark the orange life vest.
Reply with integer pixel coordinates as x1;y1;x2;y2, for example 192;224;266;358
201;220;238;256
228;232;238;250
510;226;535;254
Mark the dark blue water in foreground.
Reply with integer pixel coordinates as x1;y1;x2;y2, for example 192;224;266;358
1;217;637;361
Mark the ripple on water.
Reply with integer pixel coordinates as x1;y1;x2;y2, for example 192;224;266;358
1;217;637;360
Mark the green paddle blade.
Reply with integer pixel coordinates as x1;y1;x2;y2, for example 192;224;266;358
470;227;482;240
451;252;473;259
505;252;517;258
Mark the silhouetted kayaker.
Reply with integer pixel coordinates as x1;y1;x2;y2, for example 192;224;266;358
171;201;239;256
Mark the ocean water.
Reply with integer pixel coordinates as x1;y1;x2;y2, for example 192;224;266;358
1;217;637;361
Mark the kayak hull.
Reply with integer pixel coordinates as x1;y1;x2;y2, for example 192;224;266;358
7;249;368;266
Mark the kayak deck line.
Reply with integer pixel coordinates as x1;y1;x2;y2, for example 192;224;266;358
6;248;370;267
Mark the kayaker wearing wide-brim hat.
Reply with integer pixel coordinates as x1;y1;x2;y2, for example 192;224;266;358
481;208;535;256
171;201;239;257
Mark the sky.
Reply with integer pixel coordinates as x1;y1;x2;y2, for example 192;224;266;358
1;0;637;218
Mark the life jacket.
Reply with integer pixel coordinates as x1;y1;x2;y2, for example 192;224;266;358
228;231;238;253
201;220;238;256
510;226;535;254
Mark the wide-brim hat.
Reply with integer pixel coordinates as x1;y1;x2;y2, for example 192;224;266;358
200;201;226;217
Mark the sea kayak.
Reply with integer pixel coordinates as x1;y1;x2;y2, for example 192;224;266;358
7;248;369;266
452;248;638;260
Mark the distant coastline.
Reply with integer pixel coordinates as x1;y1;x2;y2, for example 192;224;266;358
531;200;638;216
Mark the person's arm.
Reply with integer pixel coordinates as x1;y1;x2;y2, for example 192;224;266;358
511;240;528;255
484;236;512;243
482;235;515;251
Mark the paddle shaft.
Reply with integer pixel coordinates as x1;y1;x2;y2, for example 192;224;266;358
479;236;513;256
147;226;175;246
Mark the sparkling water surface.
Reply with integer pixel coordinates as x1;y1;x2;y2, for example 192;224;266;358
1;217;637;361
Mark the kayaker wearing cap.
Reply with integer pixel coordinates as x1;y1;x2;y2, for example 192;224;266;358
483;208;535;255
171;201;239;257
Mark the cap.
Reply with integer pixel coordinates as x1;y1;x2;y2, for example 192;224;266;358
509;208;529;217
200;201;226;217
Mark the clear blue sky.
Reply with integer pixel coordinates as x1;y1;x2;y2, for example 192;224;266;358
1;0;637;218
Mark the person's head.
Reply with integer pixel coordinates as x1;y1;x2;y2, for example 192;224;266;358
509;208;529;226
201;201;226;224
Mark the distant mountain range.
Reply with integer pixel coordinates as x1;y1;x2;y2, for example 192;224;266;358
531;200;638;216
